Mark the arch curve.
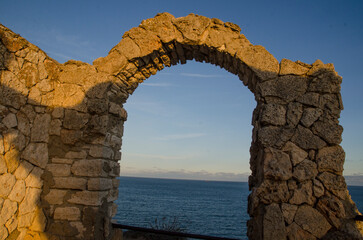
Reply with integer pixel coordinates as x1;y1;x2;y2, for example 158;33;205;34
0;13;362;240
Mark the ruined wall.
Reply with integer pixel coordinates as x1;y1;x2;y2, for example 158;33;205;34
0;13;362;240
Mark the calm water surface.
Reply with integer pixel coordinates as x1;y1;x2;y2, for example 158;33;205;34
113;176;363;239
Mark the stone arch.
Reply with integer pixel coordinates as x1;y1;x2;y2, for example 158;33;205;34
0;13;362;240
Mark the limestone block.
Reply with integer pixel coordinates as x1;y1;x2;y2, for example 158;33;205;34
172;14;210;45
4;148;20;173
139;12;180;43
53;177;87;190
2;112;17;128
21;143;48;168
52;108;64;119
312;118;343;145
294;205;331;238
316;196;345;228
43;189;67;205
282;141;308;166
18;212;34;228
263;148;292;181
25;167;44;188
18;187;42;215
109;102;127;120
29;208;46;232
93;51;127;75
316;145;345;174
114;37;141;61
258;126;295;148
69;221;86;239
0;225;8;240
279;59;309;76
63;109;89;130
88;178;113;190
87;98;108;114
281;203;298;225
89;146;114;159
71;159;108;177
263;203;286;240
289;181;315;205
286;102;303;127
259;75;307;102
317;172;347;199
313;179;325;198
46;163;71;177
0;199;17;225
52;157;74;164
0;173;16;197
308;72;342;94
4;129;26;152
5;215;17;235
30;114;51;142
260;103;286;126
64;151;87;159
300;108;323;128
49;119;62;135
291;125;326;150
251;180;290;207
8;179;25;202
286;223;316;240
14;161;34;180
0;135;4;155
112;178;120;188
88;115;109;135
293;160;318;182
60;129;83;145
67;190;108;206
0;156;6;174
16;111;31;136
20;105;36;123
54;207;81;221
52;83;85;109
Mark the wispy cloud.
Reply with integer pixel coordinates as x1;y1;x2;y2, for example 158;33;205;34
154;133;206;141
125;153;188;161
180;73;222;78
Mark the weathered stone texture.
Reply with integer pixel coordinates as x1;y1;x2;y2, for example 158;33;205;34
0;13;361;240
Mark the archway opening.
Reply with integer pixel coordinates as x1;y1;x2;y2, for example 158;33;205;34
113;60;255;238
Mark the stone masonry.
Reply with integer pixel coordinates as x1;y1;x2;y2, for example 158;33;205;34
0;12;362;240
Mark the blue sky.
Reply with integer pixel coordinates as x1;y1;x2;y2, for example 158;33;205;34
1;0;363;181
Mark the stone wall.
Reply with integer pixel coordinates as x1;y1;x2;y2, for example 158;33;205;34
0;13;362;240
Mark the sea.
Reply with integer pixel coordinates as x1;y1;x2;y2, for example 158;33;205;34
112;176;363;240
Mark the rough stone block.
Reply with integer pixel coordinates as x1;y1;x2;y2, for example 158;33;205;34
43;189;67;205
0;199;17;225
260;103;286;126
67;190;108;206
71;159;108;177
25;167;44;188
8;179;25;202
21;143;48;168
282;141;308;166
2;113;17;128
0;173;16;197
54;207;81;221
294;205;331;238
263;203;286;240
316;145;345;174
18;187;42;215
46;163;71;177
89;146;114;159
14;160;34;180
53;177;87;190
88;178;113;190
263;148;292;181
30;114;51;142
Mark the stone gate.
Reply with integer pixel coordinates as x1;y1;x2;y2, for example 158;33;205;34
0;13;362;240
